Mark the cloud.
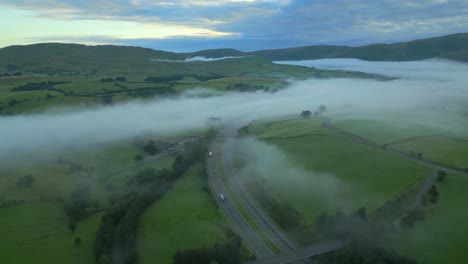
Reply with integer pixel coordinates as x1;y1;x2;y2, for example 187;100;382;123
1;59;468;162
3;0;467;50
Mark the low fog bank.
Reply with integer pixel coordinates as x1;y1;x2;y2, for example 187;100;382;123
275;58;468;81
1;59;468;160
152;56;246;63
230;138;357;211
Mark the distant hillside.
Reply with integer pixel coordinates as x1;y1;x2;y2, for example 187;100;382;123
0;43;183;74
187;33;468;62
251;45;350;60
2;33;467;76
331;33;468;61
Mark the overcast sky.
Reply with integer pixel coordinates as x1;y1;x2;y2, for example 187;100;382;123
1;0;468;51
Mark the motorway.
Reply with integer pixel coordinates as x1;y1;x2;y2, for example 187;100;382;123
245;240;345;264
206;116;465;263
207;139;274;259
207;125;343;263
221;126;309;264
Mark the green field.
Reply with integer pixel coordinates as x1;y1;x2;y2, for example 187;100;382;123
137;162;228;264
247;118;432;222
392;136;468;168
332;118;448;145
383;174;468;264
0;141;174;264
0;203;103;264
250;118;334;139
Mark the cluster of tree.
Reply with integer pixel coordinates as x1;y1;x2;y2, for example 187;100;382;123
237;125;250;137
427;184;439;204
314;104;327;116
316;208;368;239
0;199;25;208
0;72;21;77
126;86;176;97
436;169;446;183
94;143;205;264
142;140;158;155
8;99;19;107
409;151;423;159
172;236;245;264
144;74;184;83
313;241;420;264
10;81;71;91
100;76;127;82
192;73;224;82
400;209;425;229
64;184;92;230
248;177;306;233
100;94;113;105
225;83;270;92
300;110;312;118
16;174;35;187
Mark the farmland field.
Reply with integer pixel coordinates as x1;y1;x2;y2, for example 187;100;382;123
137;162;229;264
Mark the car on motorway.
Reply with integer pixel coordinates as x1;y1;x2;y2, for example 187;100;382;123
219;193;227;201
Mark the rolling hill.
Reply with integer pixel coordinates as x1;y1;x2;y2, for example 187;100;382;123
189;33;468;62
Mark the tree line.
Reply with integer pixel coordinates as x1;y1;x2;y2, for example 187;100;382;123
94;143;206;264
172;235;249;264
10;81;71;91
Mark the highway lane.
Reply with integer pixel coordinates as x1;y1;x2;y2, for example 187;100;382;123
207;140;274;259
244;240;344;264
220;126;310;264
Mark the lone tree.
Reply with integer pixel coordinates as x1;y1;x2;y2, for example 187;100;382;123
428;185;439;204
74;237;81;246
416;152;423;159
114;76;127;82
436;170;447;183
68;221;77;232
300;110;312;118
16;174;34;187
318;104;327;113
143;140;158;155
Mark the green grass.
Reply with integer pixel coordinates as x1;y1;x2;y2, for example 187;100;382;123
392;136;468;168
333;118;448;145
251;118;334;139
137;162;228;264
0;142;173;264
0;202;103;264
250;118;431;222
383;174;468;264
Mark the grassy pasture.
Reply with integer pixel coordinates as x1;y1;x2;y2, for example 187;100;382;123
0;203;103;264
0;141;173;264
251;118;334;139
137;162;229;264
383;174;468;264
392;136;468;168
332;118;448;145
249;118;431;222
